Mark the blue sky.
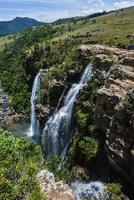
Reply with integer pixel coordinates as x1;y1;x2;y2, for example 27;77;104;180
0;0;134;22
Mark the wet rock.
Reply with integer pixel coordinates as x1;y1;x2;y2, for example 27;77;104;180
1;114;28;127
37;170;76;200
49;80;65;110
36;104;50;127
67;70;81;83
40;69;48;74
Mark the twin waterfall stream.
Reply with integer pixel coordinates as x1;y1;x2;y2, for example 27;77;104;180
43;65;93;158
30;72;41;138
29;65;107;200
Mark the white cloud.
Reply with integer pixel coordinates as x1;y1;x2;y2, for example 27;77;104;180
87;0;105;7
114;0;134;9
80;0;106;16
33;0;107;21
33;10;71;22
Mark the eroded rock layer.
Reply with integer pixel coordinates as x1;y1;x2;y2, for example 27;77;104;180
79;44;134;186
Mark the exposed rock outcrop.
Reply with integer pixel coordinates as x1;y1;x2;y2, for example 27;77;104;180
79;45;134;186
36;104;50;127
37;170;76;200
49;80;65;110
71;165;89;181
0;81;11;122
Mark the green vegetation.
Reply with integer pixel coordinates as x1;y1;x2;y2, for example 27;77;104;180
106;183;122;200
67;75;102;168
0;128;43;200
75;100;93;130
0;35;15;51
75;78;101;132
51;6;134;46
79;136;100;162
44;155;71;182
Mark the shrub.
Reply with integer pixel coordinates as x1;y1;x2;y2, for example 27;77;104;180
44;155;71;182
78;136;100;162
29;183;44;200
92;19;97;24
76;112;89;129
106;183;122;200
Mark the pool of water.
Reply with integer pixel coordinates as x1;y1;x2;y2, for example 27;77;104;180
2;120;31;136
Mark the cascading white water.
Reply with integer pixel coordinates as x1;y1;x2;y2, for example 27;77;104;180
29;73;41;137
43;64;93;156
71;181;109;200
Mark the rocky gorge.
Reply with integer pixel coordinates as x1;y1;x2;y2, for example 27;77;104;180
0;6;134;200
1;43;133;199
79;44;134;185
34;44;134;199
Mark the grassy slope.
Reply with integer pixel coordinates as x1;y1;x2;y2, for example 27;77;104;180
51;6;134;46
0;35;15;51
1;7;134;49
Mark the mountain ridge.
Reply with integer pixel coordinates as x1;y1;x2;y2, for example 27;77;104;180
0;17;45;36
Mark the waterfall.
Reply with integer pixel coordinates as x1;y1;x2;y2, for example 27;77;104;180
43;64;93;157
29;73;41;137
71;181;109;200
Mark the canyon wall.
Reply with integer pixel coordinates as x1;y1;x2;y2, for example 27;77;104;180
79;44;134;186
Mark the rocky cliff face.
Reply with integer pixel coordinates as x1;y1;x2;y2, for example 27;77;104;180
37;44;133;199
79;45;134;187
0;81;11;122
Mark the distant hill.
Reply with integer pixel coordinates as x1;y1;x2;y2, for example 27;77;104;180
0;17;44;36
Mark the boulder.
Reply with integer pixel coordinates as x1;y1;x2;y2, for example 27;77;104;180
36;104;50;126
72;165;88;181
